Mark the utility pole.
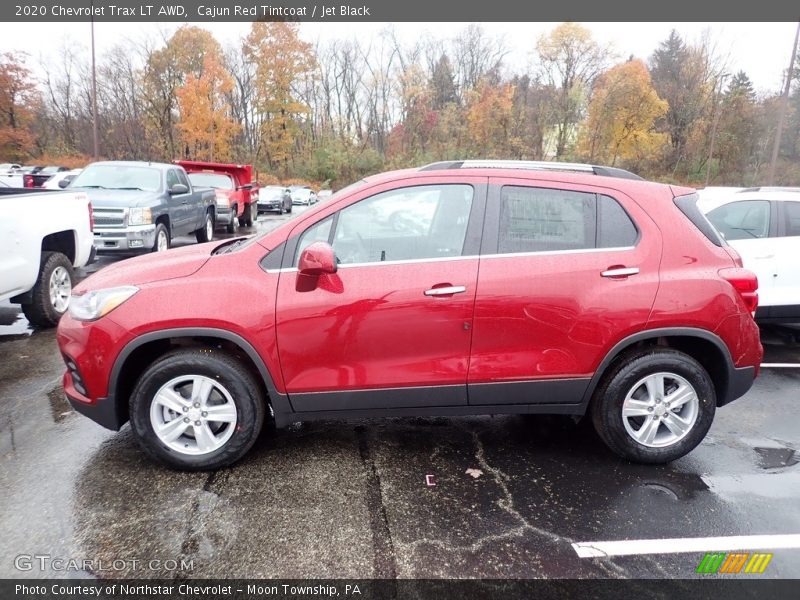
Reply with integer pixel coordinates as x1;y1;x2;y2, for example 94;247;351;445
767;21;800;185
90;6;99;159
706;73;728;187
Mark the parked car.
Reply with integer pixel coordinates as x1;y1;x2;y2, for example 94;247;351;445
177;161;259;234
0;163;21;171
69;161;216;254
23;166;68;188
290;186;317;206
699;186;800;323
58;160;762;470
43;168;83;190
258;185;293;214
317;189;333;201
1;187;94;327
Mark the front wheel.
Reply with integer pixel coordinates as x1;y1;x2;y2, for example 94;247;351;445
152;223;170;253
591;349;716;464
129;349;266;470
226;207;239;234
240;202;255;227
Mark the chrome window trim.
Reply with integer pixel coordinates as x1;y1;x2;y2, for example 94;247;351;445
265;245;635;274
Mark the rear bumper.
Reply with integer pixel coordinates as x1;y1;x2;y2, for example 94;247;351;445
93;224;155;253
720;365;757;407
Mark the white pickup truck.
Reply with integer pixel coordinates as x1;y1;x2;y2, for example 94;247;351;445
0;188;94;327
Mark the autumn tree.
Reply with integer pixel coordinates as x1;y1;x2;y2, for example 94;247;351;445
244;22;315;175
536;23;611;158
176;54;238;161
466;81;516;158
0;52;39;161
142;26;224;159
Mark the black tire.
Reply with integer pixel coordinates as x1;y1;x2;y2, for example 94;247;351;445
152;222;170;253
286;203;292;214
277;203;284;215
226;206;239;234
195;210;214;243
241;202;255;227
129;349;266;470
590;349;716;464
21;251;73;328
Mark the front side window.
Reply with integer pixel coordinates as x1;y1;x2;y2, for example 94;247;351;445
706;200;771;241
498;186;638;253
294;184;474;266
166;170;180;190
296;216;333;262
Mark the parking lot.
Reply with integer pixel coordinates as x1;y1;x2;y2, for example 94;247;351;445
1;205;799;579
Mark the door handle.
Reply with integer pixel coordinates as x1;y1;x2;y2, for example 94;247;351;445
424;285;466;297
601;267;640;278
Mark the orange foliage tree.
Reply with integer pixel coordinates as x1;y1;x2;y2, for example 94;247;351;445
176;54;238;161
578;59;669;167
0;52;39;162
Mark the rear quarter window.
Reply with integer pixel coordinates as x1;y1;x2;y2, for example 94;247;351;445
674;193;725;247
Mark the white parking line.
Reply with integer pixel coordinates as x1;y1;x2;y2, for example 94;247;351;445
572;533;800;558
760;363;800;368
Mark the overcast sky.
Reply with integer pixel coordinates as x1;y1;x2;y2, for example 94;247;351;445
2;21;797;94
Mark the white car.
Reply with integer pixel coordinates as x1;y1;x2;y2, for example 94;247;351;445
0;189;94;327
290;186;317;206
698;186;800;322
42;168;83;190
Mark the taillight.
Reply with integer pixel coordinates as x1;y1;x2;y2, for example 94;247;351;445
719;267;758;315
23;174;34;188
88;201;94;232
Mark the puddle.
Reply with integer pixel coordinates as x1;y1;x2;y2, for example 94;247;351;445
755;446;799;469
47;386;73;423
0;305;32;340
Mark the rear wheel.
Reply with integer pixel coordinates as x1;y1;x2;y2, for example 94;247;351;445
129;349;266;470
242;202;255;226
591;349;716;464
195;210;214;243
22;251;73;328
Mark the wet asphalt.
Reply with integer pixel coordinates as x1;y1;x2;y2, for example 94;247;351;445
1;206;799;579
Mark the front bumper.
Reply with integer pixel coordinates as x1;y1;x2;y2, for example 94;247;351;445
93;224;156;253
258;200;283;212
215;205;235;226
64;373;124;430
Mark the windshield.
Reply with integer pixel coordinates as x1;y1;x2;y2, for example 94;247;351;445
188;172;234;190
260;186;285;199
71;165;161;192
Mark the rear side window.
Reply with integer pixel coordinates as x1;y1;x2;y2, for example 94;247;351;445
498;186;637;253
707;200;771;241
783;202;800;237
674;193;724;247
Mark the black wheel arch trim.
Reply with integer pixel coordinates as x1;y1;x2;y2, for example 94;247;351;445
579;326;755;411
106;327;289;429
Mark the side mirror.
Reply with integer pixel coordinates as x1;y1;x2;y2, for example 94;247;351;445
170;183;189;195
298;242;337;276
58;178;71;188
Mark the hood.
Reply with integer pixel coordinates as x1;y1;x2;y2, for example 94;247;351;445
75;188;161;208
76;243;215;291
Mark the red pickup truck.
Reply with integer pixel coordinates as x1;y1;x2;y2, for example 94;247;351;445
176;161;259;234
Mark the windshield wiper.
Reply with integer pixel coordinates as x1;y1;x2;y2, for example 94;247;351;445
213;238;248;255
77;185;107;189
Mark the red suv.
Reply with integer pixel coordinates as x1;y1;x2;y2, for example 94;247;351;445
57;161;763;470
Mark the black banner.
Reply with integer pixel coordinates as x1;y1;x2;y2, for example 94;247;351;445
2;579;799;600
1;0;799;22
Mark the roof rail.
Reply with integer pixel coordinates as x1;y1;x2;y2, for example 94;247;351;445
419;160;643;181
738;186;800;193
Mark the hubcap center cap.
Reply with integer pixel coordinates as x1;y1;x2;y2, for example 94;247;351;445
188;408;202;420
654;404;667;417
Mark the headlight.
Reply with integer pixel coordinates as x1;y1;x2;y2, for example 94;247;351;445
128;207;152;226
215;191;230;206
69;286;139;321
